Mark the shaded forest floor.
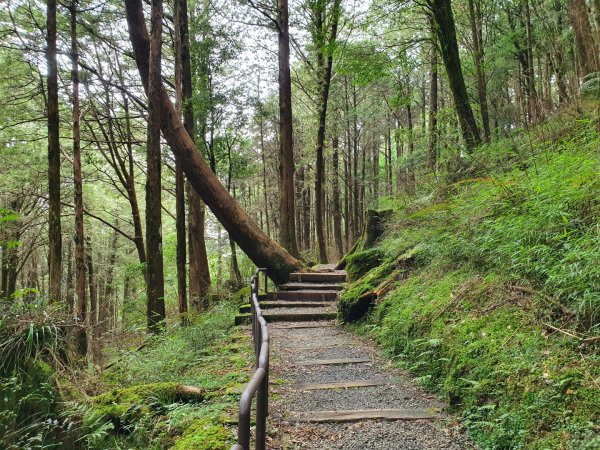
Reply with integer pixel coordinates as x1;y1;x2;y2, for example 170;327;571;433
1;297;254;449
339;114;600;449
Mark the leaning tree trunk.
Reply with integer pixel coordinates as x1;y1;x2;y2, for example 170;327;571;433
125;0;302;284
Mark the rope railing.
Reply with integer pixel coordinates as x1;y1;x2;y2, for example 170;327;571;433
231;268;270;450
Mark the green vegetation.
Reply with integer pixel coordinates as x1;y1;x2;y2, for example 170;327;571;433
0;299;252;449
341;116;600;449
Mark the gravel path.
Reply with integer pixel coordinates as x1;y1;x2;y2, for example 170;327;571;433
268;322;473;449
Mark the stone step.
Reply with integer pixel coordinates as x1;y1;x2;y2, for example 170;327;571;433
280;282;344;291
239;301;333;314
276;290;338;301
289;272;346;283
286;408;440;423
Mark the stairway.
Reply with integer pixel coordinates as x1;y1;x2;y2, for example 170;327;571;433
235;266;343;324
262;266;470;448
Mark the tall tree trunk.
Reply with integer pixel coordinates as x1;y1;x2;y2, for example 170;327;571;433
468;0;490;141
86;237;96;339
101;226;119;333
123;95;147;265
278;0;300;258
352;85;360;241
71;0;86;355
313;0;341;264
258;103;270;237
429;0;481;150
428;39;439;171
406;104;415;193
593;0;600;42
66;240;73;311
331;135;343;259
125;0;302;283
567;0;600;76
174;0;188;321
178;0;211;310
145;0;166;332
47;0;62;303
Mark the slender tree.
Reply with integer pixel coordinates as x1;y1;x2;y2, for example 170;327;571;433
174;0;188;320
428;37;438;171
277;0;300;258
428;0;481;149
47;0;62;302
468;0;490;141
567;0;600;76
70;0;86;355
312;0;342;263
145;0;166;332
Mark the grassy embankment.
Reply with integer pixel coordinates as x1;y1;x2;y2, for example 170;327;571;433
340;115;600;449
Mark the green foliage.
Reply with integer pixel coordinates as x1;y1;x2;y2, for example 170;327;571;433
342;118;600;449
90;299;251;448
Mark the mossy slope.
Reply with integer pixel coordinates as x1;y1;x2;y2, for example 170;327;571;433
341;117;600;449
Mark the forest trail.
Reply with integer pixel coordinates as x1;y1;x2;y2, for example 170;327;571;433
264;266;472;449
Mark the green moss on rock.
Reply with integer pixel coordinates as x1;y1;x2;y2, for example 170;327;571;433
170;418;230;450
89;382;204;430
340;247;423;322
345;248;384;282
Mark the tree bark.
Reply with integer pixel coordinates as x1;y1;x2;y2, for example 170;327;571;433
47;0;62;303
312;0;341;264
71;0;86;355
278;0;300;258
429;0;481;150
145;0;166;333
101;226;119;333
428;38;439;171
331;135;343;259
125;0;302;284
567;0;600;76
174;0;188;321
177;0;211;310
86;237;96;333
468;0;490;142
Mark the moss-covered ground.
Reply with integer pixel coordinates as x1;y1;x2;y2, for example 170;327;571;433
341;116;600;449
86;299;253;449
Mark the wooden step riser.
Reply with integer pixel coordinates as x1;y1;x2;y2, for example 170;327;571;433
263;312;337;323
280;283;344;291
239;302;332;313
286;408;440;423
276;291;338;301
289;273;346;283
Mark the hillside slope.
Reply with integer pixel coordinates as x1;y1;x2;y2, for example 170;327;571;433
339;115;600;449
